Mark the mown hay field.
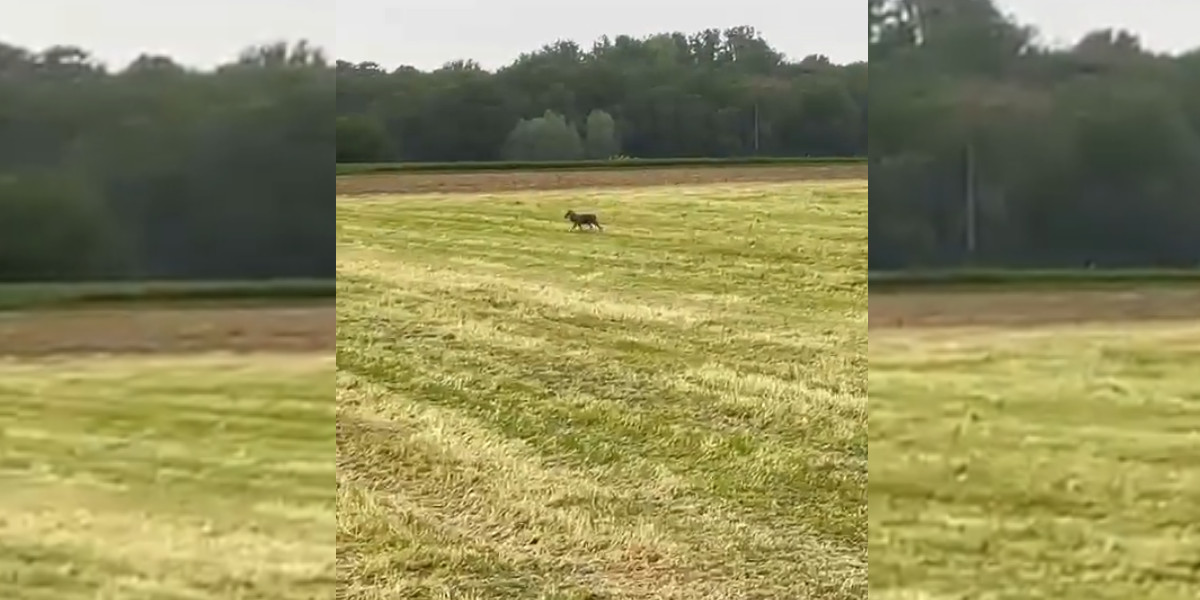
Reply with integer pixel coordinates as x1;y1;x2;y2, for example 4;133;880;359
870;296;1200;599
0;352;334;600
335;176;868;599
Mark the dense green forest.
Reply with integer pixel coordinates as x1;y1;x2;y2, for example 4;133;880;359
0;41;332;282
871;0;1200;270
335;26;866;162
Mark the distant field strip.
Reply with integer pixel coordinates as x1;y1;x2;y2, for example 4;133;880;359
0;279;333;311
0;354;334;600
870;322;1200;599
335;163;867;195
334;155;865;175
336;181;868;598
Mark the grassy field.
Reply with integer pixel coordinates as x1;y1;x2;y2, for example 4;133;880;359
334;156;864;175
870;319;1200;599
0;279;334;311
869;268;1200;292
336;179;868;598
0;353;334;599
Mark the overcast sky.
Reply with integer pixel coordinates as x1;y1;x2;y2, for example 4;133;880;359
334;0;864;70
5;1;1194;73
998;0;1198;55
1;0;331;70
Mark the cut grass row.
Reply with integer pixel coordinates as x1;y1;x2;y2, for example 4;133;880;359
870;268;1200;292
335;180;868;598
336;155;865;175
0;278;334;311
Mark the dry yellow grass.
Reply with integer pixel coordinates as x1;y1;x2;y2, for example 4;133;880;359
0;353;334;599
336;181;868;598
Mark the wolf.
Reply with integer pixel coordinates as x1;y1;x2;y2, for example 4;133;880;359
564;210;603;231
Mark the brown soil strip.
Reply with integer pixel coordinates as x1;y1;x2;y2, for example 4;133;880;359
336;164;866;196
869;288;1200;329
0;305;333;356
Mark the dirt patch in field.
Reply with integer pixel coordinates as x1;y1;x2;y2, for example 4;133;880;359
870;288;1200;329
0;304;333;356
336;164;866;195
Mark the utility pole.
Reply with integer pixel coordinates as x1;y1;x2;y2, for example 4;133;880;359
965;140;978;257
753;102;760;154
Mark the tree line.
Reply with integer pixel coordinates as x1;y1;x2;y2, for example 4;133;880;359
336;26;866;163
870;0;1200;270
0;41;333;282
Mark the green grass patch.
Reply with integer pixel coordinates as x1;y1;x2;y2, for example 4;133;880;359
336;155;865;175
0;354;334;599
870;323;1200;599
0;279;334;311
870;268;1200;292
336;180;868;598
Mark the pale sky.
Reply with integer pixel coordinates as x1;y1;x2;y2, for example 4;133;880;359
334;0;864;70
998;0;1198;55
0;0;331;70
7;1;1191;75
